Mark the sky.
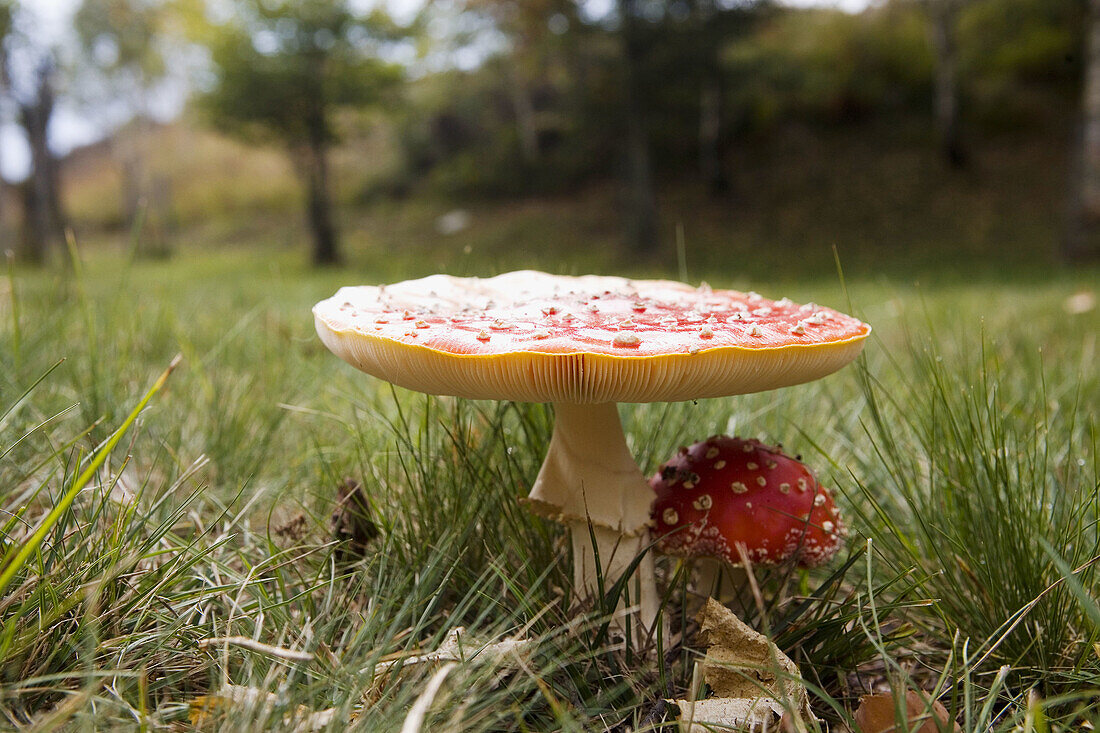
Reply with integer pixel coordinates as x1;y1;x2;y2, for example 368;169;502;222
0;0;873;182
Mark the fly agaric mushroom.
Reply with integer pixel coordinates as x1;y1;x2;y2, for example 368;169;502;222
313;271;869;641
650;436;845;601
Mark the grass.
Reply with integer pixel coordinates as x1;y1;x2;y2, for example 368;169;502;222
0;239;1097;730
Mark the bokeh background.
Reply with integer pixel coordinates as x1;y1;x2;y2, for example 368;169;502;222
0;0;1099;278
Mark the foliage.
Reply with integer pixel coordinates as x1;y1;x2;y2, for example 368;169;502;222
74;0;170;93
724;4;935;126
199;0;403;151
393;0;1088;197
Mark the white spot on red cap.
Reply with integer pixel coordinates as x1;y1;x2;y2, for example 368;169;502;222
714;460;726;469
692;494;713;511
756;476;767;487
730;481;748;494
662;508;679;525
705;447;720;459
612;332;641;347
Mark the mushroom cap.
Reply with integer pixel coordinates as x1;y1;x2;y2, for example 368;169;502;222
313;271;870;404
650;436;845;567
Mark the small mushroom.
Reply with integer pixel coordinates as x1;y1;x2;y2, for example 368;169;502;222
650;436;845;602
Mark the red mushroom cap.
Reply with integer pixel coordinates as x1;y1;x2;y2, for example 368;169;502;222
650;436;844;567
313;271;870;404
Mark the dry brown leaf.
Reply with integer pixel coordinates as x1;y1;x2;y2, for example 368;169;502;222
370;626;533;675
668;598;814;732
853;690;961;733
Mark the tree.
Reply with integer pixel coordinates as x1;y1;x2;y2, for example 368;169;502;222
0;0;68;265
618;0;659;256
17;59;67;263
925;0;967;168
200;0;403;265
1065;0;1100;261
74;0;176;250
0;0;12;249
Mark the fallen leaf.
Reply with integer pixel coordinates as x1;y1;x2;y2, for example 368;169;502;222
672;697;786;732
668;598;814;732
370;626;533;676
854;690;961;733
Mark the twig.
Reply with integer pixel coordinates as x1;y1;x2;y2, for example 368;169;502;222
199;636;314;662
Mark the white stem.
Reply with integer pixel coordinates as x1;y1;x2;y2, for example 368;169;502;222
693;559;749;611
526;402;659;643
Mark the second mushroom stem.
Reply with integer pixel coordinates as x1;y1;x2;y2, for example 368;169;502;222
527;401;660;644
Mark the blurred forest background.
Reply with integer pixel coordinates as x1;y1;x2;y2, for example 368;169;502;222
2;0;1100;278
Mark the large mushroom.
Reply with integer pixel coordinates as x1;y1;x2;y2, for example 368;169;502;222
313;271;870;640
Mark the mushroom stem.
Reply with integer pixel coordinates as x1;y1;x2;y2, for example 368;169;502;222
694;559;750;611
527;402;659;643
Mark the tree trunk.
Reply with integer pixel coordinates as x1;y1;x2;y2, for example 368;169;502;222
18;63;65;264
1065;0;1100;262
929;0;967;168
699;77;729;197
697;0;729;197
508;66;539;164
303;133;340;266
619;0;659;256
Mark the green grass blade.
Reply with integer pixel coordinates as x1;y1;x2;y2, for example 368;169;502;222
0;355;181;600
